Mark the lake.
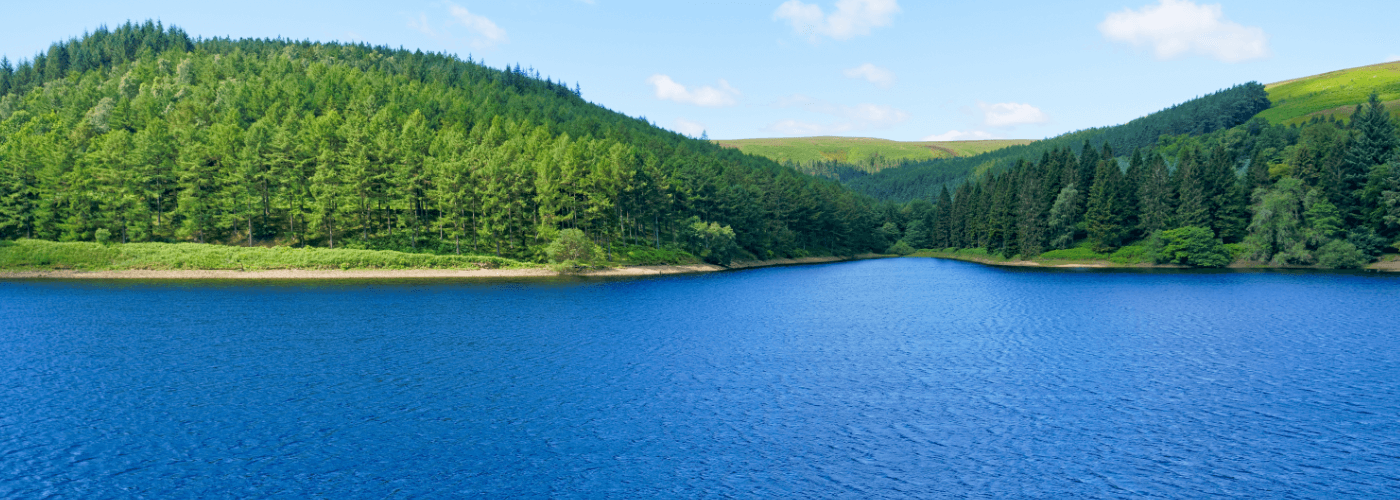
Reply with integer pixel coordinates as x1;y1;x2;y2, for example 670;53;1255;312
3;258;1398;498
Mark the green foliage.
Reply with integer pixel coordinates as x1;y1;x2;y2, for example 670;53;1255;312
845;83;1270;201
1109;245;1149;264
0;239;525;271
685;218;738;265
544;228;597;265
0;22;886;264
1149;226;1232;267
94;228;111;244
1038;247;1108;261
1316;239;1366;269
886;240;915;256
616;244;699;266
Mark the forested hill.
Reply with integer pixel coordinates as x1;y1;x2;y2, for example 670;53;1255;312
0;22;886;264
844;83;1272;202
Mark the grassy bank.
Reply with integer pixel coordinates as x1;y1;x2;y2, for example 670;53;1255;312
0;239;535;271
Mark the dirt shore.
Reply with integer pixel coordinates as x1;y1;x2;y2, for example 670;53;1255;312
0;256;861;280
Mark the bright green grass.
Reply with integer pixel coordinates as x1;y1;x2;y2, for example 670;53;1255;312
1259;61;1400;125
714;136;1032;170
0;239;534;271
1037;247;1108;261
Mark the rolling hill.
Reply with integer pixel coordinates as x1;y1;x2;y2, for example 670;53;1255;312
1258;61;1400;125
713;136;1031;170
0;22;887;263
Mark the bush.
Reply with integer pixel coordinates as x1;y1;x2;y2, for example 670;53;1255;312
886;240;916;256
1109;245;1148;264
1316;239;1366;269
545;228;599;265
95;228;112;245
1149;226;1232;267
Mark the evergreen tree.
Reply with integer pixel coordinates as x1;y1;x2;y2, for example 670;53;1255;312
1339;93;1396;223
1085;157;1126;252
1137;153;1175;235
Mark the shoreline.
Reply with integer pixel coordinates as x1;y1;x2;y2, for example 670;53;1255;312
0;256;867;280
914;252;1400;273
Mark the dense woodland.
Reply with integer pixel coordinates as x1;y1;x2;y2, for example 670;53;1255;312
874;94;1400;267
846;84;1274;202
0;22;888;264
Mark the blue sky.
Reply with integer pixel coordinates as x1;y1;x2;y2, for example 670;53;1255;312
4;0;1398;141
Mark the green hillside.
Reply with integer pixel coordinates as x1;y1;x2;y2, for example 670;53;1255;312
1259;61;1400;125
714;136;1030;169
843;83;1271;201
0;22;888;266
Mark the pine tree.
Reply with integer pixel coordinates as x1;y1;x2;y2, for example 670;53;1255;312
1340;93;1396;223
1085;157;1125;252
1176;148;1210;229
1138;153;1175;234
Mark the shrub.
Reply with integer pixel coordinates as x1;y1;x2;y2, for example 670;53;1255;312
545;228;598;265
1109;245;1148;264
886;240;916;256
95;228;112;245
1316;239;1366;269
1149;226;1231;267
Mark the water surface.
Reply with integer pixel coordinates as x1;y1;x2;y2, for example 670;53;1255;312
3;259;1399;498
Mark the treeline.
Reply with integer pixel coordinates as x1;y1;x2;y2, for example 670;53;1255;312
846;83;1273;201
875;95;1400;267
0;22;885;264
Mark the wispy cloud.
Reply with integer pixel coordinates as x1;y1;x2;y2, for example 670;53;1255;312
979;101;1048;127
922;130;997;141
843;63;895;88
408;2;508;49
647;75;740;107
674;118;707;137
1100;0;1268;63
774;0;900;41
1387;55;1400;63
766;95;909;135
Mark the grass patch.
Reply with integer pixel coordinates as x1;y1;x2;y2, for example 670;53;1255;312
714;136;1032;171
1109;245;1149;264
1037;247;1108;261
611;244;701;266
0;239;533;271
1260;61;1400;125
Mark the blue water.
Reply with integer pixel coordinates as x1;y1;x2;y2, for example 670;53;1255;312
3;259;1399;498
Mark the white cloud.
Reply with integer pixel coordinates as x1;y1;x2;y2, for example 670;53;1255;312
407;13;440;38
843;63;895;88
410;2;508;48
1387;55;1400;63
770;120;836;135
774;0;900;41
674;118;707;137
445;2;508;48
766;95;909;135
922;130;997;141
979;101;1048;127
646;75;740;107
1099;0;1268;63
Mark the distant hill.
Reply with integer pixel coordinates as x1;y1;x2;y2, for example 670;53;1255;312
841;83;1271;201
1258;61;1400;125
714;136;1030;171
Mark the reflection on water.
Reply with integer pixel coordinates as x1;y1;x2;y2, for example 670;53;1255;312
2;259;1398;497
